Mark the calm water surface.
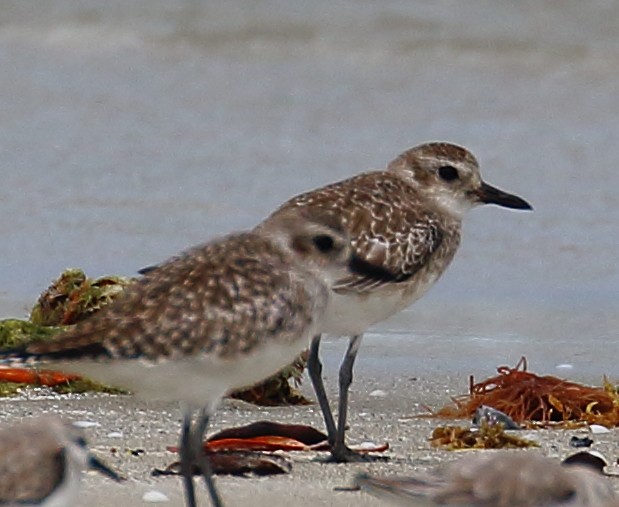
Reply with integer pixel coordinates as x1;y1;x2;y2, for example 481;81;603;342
1;1;617;381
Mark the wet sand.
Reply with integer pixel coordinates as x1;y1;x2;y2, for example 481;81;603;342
2;367;617;506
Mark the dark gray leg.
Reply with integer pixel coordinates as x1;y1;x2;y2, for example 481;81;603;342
180;409;198;507
307;334;337;444
331;334;363;461
193;408;224;507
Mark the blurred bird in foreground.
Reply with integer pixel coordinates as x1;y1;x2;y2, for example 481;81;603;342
356;451;618;507
0;415;120;506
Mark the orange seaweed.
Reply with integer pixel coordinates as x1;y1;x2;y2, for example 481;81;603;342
434;357;619;427
0;367;81;387
165;421;389;455
205;436;311;452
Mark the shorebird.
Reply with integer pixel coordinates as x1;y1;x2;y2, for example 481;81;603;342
0;415;120;506
263;142;532;461
0;208;380;507
355;452;619;506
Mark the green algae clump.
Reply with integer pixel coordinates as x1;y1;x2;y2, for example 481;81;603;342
0;268;133;397
0;319;64;349
30;268;133;326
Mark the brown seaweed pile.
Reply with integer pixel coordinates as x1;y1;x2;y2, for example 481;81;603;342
430;421;537;450
434;357;619;427
230;351;311;406
30;268;133;326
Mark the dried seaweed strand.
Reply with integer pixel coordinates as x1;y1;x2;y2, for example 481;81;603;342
435;357;619;427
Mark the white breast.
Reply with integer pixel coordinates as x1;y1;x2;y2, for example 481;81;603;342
53;337;310;407
321;269;442;337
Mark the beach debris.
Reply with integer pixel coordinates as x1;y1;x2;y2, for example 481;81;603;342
142;490;170;503
432;357;619;427
589;424;611;434
72;420;100;429
569;435;594;448
369;389;388;397
207;421;328;447
229;350;311;406
0;270;131;396
563;450;609;473
160;421;388;475
154;451;292;477
167;421;389;455
0;365;127;396
472;405;521;429
30;268;133;326
556;363;574;370
0;319;64;348
0;367;81;387
430;421;537;450
0;269;312;404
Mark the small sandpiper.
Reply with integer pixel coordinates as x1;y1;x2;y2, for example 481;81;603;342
263;142;532;462
0;208;380;507
0;415;120;506
356;451;619;507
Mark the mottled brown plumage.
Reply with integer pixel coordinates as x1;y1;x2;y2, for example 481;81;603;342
356;452;619;507
277;172;456;295
262;142;532;461
0;416;119;506
19;209;356;402
6;208;363;507
28;233;318;362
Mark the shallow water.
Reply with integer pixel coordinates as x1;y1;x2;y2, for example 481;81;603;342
1;1;618;381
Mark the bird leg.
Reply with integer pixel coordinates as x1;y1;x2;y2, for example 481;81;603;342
180;409;198;507
307;334;337;445
329;334;365;462
193;408;224;507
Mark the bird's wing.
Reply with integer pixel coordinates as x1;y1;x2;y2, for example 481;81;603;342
270;172;447;295
356;472;446;505
335;213;444;293
24;233;315;362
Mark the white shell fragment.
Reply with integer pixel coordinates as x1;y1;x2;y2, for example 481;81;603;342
142;490;170;503
589;424;610;434
369;389;387;397
563;450;609;473
72;420;100;428
358;441;380;450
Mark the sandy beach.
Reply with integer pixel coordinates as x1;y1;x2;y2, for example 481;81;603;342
1;362;616;507
1;1;618;505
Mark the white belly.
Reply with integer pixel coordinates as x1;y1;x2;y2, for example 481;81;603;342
321;271;442;337
52;338;309;406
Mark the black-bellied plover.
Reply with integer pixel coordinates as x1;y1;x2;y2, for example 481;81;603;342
0;208;380;507
263;142;532;461
356;452;619;507
0;415;120;506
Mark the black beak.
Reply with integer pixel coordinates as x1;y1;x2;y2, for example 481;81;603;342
476;182;532;210
88;454;123;482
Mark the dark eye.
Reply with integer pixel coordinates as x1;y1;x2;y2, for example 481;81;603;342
312;234;335;253
438;165;459;181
